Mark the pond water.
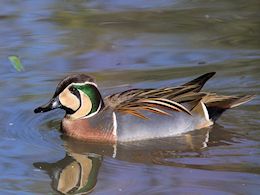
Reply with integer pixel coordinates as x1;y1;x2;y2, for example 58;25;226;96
0;0;259;194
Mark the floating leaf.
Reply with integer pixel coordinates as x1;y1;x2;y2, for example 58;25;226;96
8;55;24;71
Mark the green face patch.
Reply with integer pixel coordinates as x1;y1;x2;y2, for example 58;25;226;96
74;84;102;116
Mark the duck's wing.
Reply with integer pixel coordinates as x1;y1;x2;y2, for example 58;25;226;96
104;72;216;119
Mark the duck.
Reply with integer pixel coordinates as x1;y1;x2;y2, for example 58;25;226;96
34;72;254;143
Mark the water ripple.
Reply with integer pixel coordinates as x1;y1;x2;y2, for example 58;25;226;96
5;109;64;151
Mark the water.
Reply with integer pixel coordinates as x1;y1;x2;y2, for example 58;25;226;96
0;0;259;194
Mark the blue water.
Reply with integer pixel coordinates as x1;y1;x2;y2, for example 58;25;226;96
0;1;259;194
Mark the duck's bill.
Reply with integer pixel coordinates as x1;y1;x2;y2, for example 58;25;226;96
34;97;61;113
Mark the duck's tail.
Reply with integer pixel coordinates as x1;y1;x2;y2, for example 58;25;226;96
182;72;216;92
184;72;255;121
202;94;255;121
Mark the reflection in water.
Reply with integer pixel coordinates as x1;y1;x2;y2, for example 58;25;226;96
34;153;102;195
33;124;245;194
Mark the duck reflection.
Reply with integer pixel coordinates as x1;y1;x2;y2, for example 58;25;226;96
34;124;236;194
34;153;102;194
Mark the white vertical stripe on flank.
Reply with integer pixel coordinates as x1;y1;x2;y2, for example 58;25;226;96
201;102;210;121
112;112;117;137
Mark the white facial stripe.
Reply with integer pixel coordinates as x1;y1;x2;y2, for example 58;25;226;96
82;100;102;119
70;81;98;88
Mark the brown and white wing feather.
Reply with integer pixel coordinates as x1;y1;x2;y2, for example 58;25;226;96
104;88;205;119
104;72;216;119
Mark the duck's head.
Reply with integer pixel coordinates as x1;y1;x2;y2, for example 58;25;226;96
34;74;104;120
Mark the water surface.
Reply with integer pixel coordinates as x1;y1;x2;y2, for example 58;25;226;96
0;0;259;194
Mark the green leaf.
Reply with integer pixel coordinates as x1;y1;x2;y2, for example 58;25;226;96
8;55;24;71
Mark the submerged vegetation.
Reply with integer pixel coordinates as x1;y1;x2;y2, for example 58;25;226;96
8;55;24;72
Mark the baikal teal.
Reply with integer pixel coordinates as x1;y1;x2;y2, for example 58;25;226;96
34;72;254;143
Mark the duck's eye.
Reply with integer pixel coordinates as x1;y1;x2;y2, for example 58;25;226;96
69;86;77;94
68;86;81;100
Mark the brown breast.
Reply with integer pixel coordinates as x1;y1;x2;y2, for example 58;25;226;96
61;117;116;143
